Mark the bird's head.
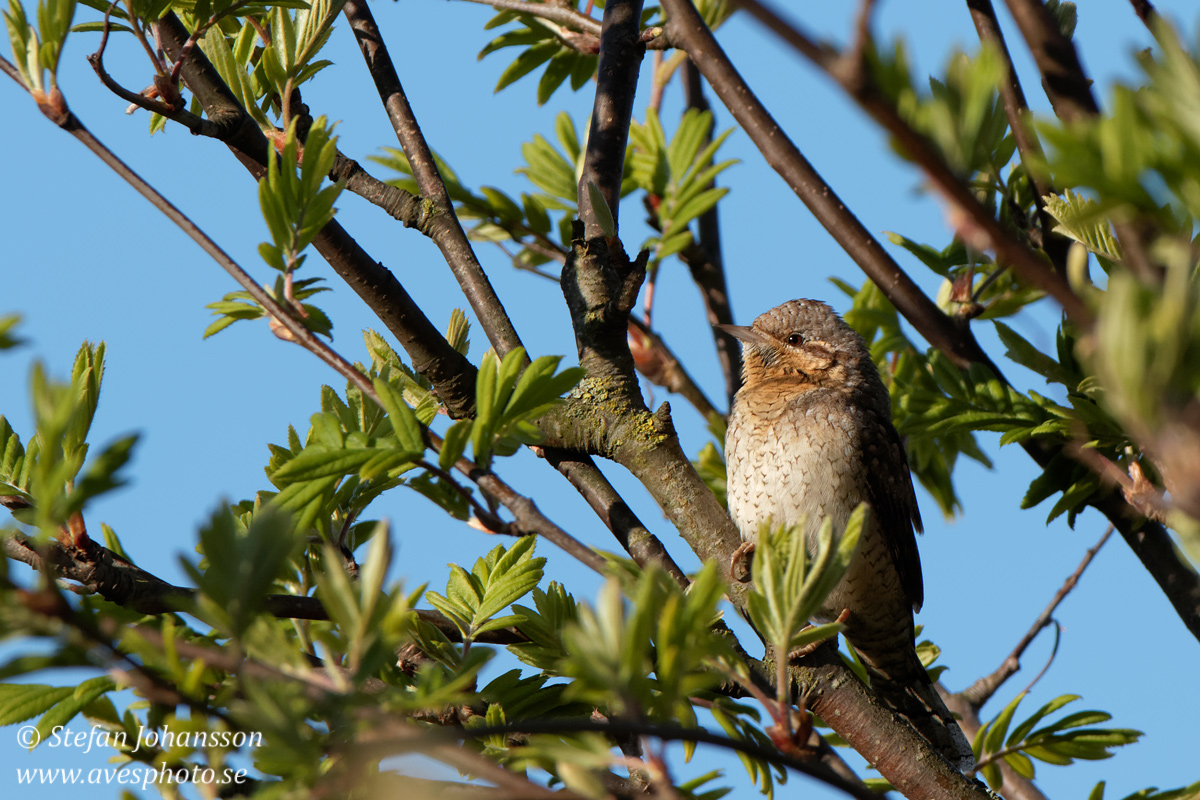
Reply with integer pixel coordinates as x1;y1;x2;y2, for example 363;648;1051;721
719;299;874;392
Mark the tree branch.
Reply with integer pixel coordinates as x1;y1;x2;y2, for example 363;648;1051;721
11;70;609;579
342;0;524;357
455;0;603;38
962;525;1113;709
335;3;686;575
788;643;992;800
578;0;645;238
548;0;743;599
539;449;691;587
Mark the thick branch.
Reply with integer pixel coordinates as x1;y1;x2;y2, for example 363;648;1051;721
792;643;992;800
342;0;524;357
550;1;743;588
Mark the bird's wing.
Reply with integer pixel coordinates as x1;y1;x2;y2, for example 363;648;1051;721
861;406;925;612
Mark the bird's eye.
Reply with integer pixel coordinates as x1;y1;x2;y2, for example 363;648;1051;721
785;333;804;346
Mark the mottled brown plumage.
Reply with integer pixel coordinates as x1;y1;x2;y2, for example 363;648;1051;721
722;298;973;771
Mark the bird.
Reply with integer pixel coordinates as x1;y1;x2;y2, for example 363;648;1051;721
721;298;974;772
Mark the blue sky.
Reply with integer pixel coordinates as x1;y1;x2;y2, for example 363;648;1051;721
2;0;1197;798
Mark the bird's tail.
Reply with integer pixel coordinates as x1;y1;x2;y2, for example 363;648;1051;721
859;646;976;773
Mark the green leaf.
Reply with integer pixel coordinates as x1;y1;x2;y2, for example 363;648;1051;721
373;377;425;455
983;691;1025;758
270;446;377;484
34;676;115;746
61;433;138;516
494;40;559;93
1042;189;1123;261
536;50;574;105
181;505;302;636
0;684;73;728
439;419;472;471
0;314;25;350
993;321;1075;386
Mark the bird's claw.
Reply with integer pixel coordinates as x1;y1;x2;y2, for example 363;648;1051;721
787;608;851;661
730;541;755;583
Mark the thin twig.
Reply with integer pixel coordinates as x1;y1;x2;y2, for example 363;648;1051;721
962;525;1114;708
1018;621;1060;697
456;0;603;38
87;4;217;133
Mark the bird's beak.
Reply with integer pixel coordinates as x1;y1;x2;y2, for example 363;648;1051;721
716;324;772;350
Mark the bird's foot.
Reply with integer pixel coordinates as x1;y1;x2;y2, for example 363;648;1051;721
787;609;850;661
730;541;755;583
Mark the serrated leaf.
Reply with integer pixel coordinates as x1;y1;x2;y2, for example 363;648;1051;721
0;685;73;728
271;446;376;484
